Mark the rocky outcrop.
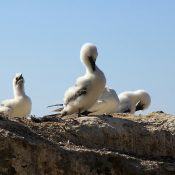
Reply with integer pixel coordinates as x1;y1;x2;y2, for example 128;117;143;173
0;112;175;175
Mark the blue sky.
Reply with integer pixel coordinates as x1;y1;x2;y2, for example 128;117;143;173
0;0;175;116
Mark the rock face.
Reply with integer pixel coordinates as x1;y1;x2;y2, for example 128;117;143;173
0;112;175;175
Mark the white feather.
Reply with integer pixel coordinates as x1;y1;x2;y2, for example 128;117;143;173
88;87;120;115
0;73;32;118
59;43;106;116
117;90;151;114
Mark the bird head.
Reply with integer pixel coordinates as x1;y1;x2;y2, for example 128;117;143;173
80;43;98;72
13;73;24;87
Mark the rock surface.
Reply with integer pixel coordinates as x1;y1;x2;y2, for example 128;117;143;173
0;112;175;175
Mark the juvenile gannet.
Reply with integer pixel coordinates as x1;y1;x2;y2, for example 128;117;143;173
55;43;106;117
117;90;151;114
83;87;120;115
0;73;32;118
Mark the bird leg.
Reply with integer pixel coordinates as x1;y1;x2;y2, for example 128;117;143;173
81;111;91;116
78;109;81;117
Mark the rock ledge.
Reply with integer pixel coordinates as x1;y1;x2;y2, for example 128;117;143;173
0;112;175;175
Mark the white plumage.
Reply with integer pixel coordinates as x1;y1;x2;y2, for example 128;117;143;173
87;88;151;115
87;87;120;115
117;90;151;114
57;43;106;116
0;73;32;118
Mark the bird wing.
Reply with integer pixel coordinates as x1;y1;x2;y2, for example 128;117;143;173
64;85;88;106
0;99;17;115
89;87;119;114
0;103;13;115
89;100;106;113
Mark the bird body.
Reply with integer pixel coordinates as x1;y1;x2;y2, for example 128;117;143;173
117;90;151;114
87;87;120;115
87;89;151;115
0;73;32;118
58;43;106;116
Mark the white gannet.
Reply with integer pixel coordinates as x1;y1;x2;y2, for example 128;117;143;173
55;43;106;117
117;90;151;114
83;87;120;115
0;73;32;118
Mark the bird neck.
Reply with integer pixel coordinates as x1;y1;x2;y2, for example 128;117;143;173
132;95;139;105
134;92;144;103
82;56;96;74
85;63;99;74
85;66;95;74
13;85;25;98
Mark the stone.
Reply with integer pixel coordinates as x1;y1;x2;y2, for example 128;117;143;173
0;112;174;175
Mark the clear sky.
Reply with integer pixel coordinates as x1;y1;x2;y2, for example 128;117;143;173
0;0;175;116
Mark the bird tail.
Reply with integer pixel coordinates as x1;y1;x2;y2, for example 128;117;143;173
47;104;63;108
60;111;67;117
53;107;64;112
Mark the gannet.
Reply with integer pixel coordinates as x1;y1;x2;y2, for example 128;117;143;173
55;43;106;117
117;90;151;114
77;88;151;116
83;87;120;115
0;73;32;118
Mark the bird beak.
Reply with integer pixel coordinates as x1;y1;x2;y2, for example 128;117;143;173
16;74;24;84
19;74;23;80
88;56;96;71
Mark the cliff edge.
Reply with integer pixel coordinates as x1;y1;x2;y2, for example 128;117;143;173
0;112;175;175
